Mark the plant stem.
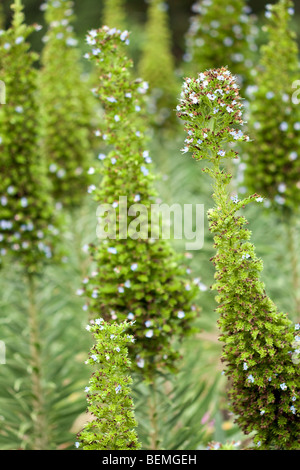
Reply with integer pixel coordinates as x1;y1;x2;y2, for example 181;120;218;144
286;221;300;319
27;272;49;450
148;378;159;450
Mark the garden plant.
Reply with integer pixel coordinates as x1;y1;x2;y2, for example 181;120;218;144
0;0;299;452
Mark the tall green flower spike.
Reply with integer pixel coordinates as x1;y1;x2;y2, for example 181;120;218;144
138;0;179;128
76;319;141;450
243;0;300;216
177;68;300;450
81;27;199;379
102;0;126;30
0;0;60;272
185;0;257;87
39;0;95;209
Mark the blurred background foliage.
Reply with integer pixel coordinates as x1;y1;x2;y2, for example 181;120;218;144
1;0;300;60
0;0;299;451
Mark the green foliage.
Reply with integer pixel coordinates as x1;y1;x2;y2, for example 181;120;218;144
76;320;141;450
102;0;126;30
0;0;61;272
133;340;222;450
243;0;300;216
81;26;199;379
177;67;300;450
138;0;179;128
0;262;91;449
185;0;257;86
39;0;96;209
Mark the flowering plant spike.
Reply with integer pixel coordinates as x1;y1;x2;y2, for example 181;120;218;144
0;0;60;271
39;0;95;209
177;68;300;449
81;27;199;378
243;0;300;215
138;0;179;128
185;0;257;87
102;0;126;31
76;320;141;450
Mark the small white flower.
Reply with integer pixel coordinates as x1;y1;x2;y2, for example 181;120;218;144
66;37;78;47
137;356;145;368
120;30;129;41
145;329;154;338
107;247;117;254
131;263;138;271
87;184;96;193
177;310;185;319
141;166;149;176
279;122;288;131
20;197;28;208
86;36;96;45
231;195;239;204
90;45;101;55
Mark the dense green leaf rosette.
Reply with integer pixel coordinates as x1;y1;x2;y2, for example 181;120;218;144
178;67;300;450
243;0;300;216
0;1;61;272
185;0;257;87
39;0;96;209
76;320;141;450
80;27;200;378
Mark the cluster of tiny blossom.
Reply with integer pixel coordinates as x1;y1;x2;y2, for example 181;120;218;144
243;0;300;215
76;320;141;450
185;0;258;86
0;0;61;271
80;27;199;378
177;68;249;162
39;0;95;209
